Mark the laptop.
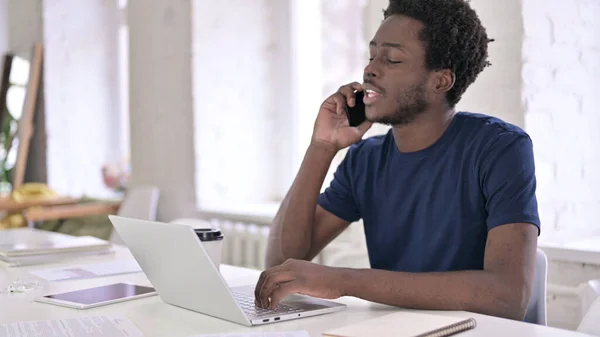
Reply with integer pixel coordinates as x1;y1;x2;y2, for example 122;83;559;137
108;215;346;326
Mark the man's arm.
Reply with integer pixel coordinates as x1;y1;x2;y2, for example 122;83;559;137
265;143;351;268
339;223;538;320
265;82;372;268
257;223;537;321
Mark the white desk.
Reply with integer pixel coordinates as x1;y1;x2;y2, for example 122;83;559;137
0;245;594;337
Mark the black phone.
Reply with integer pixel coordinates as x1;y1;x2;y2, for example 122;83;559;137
346;90;366;127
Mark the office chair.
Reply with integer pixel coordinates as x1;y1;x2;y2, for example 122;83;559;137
108;186;160;245
524;248;548;325
577;279;600;336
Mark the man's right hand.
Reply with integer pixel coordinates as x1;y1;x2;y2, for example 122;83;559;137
312;82;373;152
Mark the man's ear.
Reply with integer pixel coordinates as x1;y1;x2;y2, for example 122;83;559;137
433;69;455;93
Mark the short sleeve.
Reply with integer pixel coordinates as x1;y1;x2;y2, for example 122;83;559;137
317;147;361;223
479;132;541;234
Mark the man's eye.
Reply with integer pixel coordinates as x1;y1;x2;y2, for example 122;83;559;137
388;60;402;64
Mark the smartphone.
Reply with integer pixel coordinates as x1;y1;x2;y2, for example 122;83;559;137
346;90;367;127
34;283;157;309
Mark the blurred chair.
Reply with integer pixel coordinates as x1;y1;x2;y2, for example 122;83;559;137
107;186;159;244
577;279;600;336
524;249;548;325
23;186;159;244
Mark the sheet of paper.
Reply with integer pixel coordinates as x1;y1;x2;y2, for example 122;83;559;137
0;314;145;337
28;259;142;281
190;331;310;337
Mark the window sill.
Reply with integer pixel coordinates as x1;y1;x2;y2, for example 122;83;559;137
197;202;280;226
197;203;600;265
539;235;600;265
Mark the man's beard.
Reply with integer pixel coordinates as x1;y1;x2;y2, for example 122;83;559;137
369;83;429;126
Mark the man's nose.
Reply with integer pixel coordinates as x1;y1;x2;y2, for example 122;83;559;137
364;60;380;79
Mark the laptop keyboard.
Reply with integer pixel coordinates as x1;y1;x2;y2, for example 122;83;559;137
233;292;303;318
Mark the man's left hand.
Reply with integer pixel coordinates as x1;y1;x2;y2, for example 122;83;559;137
254;259;345;309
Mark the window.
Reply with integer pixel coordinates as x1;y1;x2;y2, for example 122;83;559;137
42;0;130;198
193;0;381;211
117;0;130;159
0;55;30;190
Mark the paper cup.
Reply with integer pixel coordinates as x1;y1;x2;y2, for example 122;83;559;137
194;228;224;268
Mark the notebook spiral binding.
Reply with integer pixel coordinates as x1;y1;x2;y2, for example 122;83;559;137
416;318;477;337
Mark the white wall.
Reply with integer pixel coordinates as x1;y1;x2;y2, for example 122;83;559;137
522;0;600;242
127;1;197;221
43;0;123;199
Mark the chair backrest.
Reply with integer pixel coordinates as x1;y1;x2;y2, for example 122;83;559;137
109;186;160;244
524;248;548;325
577;279;600;336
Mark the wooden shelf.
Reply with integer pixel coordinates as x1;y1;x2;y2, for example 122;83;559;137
0;196;78;213
23;201;122;222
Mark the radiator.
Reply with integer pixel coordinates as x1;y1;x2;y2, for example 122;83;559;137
206;218;270;271
176;211;359;271
201;216;361;270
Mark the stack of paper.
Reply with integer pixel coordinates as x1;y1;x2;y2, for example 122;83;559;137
0;315;144;337
0;228;113;267
322;311;476;337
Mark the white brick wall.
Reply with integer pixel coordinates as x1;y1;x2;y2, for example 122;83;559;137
523;0;600;330
522;0;600;240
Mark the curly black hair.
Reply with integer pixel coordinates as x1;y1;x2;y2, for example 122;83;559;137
383;0;494;107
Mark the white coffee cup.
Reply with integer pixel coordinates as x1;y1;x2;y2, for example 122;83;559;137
194;228;224;269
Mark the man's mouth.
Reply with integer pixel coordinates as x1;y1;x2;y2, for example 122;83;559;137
363;89;383;105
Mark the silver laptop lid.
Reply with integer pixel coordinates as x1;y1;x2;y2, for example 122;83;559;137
108;215;250;326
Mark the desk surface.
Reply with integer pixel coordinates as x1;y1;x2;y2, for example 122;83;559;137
0;246;594;337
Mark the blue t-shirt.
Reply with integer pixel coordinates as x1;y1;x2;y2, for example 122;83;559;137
317;112;540;272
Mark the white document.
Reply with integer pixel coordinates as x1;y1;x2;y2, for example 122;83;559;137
29;260;142;281
0;315;145;337
190;331;310;337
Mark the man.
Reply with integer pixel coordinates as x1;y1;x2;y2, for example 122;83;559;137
255;0;540;321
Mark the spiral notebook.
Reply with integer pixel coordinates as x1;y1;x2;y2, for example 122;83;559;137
322;311;476;337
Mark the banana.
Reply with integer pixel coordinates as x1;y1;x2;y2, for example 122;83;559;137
10;183;57;203
0;183;59;229
0;212;27;229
